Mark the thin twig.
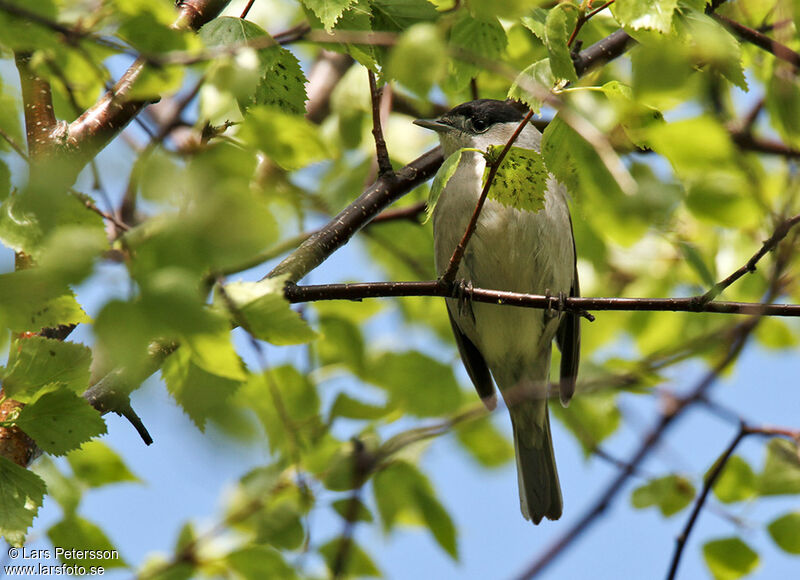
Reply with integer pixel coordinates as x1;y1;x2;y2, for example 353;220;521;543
240;0;256;19
666;425;747;580
0;126;28;160
699;213;800;304
567;0;615;48
368;70;394;177
440;109;534;283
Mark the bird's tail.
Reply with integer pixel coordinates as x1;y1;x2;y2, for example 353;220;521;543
511;400;562;524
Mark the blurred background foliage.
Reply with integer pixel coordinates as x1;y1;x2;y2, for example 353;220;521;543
0;0;799;578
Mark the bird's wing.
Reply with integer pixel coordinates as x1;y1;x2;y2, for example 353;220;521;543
447;308;496;407
556;217;580;406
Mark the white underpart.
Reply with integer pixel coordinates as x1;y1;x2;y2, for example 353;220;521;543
433;122;574;394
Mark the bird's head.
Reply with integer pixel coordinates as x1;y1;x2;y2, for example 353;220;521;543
414;99;538;157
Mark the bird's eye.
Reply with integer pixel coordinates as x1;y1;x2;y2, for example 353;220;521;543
471;118;489;133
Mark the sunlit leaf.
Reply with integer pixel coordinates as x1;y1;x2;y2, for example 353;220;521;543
702;537;759;580
0;456;46;546
767;512;800;555
631;474;695;517
14;388;106;456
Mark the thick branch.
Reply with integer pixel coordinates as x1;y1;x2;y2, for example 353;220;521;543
64;1;231;170
14;53;57;158
267;147;443;282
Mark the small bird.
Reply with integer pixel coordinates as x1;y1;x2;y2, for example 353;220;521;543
414;99;580;524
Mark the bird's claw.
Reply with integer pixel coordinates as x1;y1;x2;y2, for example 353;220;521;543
456;279;475;321
544;289;567;321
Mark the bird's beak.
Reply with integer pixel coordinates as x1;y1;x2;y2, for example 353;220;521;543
413;118;451;133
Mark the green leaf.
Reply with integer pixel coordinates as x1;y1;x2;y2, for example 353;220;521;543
611;0;678;33
319;538;381;577
162;346;243;430
237;366;321;454
318;316;366;372
388;23;447;97
447;14;508;87
0;190;105;260
373;461;457;558
14;388;106;456
645;116;736;176
508;59;556;113
226;546;298;580
304;0;377;70
317;435;380;491
468;0;529;20
301;0;358;31
758;438;800;496
230;470;305;549
48;516;126;568
365;351;462;417
221;276;317;345
0;455;46;546
239;106;328;169
455;415;514;467
521;8;548;41
544;3;578;83
332;498;374;523
181;318;247;382
631;474;695;517
484;146;548;213
201;18;308;115
702;537;759;580
329;392;387;421
552;390;621;457
678;241;717;288
66;440;139;488
766;61;800;145
767;512;800;554
371;0;438;32
426;148;479;223
711;455;758;504
2;337;91;402
0;273;90;334
0;0;61;51
32;456;82;515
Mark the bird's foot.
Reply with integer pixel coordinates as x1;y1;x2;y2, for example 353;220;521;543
455;279;476;322
544;289;567;321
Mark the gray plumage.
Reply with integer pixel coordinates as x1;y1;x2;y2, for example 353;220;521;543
415;99;580;524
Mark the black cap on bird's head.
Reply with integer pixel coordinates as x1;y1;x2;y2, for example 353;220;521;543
414;99;527;135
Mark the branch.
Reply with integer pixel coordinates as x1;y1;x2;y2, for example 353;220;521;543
440;109;533;283
267;147;443;282
284;280;800;318
14;53;57;159
666;420;800;579
712;13;800;69
701;213;800;303
368;70;394;177
666;425;746;580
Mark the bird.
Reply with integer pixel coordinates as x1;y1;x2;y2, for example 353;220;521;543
414;99;580;524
